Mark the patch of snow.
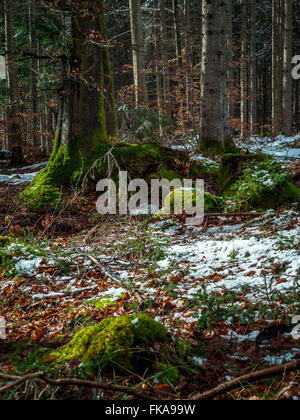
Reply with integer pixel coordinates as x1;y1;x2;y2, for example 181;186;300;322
8;162;47;172
192;356;207;366
15;258;43;276
0;172;38;185
264;353;296;366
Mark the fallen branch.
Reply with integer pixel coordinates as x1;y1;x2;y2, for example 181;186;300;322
194;359;300;400
0;372;153;400
0;372;43;393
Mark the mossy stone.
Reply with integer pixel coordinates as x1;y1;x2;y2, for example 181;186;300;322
54;314;168;369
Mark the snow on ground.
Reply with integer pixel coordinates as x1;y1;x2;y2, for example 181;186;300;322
0;162;47;184
236;134;300;161
8;162;47;172
0;172;38;185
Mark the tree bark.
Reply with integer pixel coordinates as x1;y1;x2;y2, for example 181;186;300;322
282;0;293;135
199;0;229;150
4;0;23;164
29;0;40;150
160;0;171;118
129;0;148;105
20;2;110;208
250;0;257;134
240;0;248;138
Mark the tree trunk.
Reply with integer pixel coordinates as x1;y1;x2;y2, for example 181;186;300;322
240;0;248;138
227;0;234;121
129;0;148;105
199;0;230;151
20;3;110;208
160;0;171;118
184;0;195;128
153;0;163;137
29;0;40;151
282;0;293;135
250;0;257;134
4;0;23;164
99;13;118;139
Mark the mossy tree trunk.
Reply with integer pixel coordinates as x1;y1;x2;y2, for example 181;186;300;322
20;1;112;207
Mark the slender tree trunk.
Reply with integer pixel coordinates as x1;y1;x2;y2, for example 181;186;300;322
153;0;163;137
184;0;195;128
29;0;40;151
99;13;118;139
129;0;148;105
240;0;248;138
160;0;171;118
227;0;234;121
4;0;23;163
250;0;257;134
282;0;293;135
199;0;229;149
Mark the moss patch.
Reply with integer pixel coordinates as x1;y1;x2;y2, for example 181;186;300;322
19;139;207;210
54;314;168;369
199;137;239;155
0;236;12;247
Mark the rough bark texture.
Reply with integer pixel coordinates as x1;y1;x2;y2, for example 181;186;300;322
250;0;257;133
29;0;39;149
240;0;248;138
4;0;23;164
199;0;230;151
282;0;293;135
20;6;109;208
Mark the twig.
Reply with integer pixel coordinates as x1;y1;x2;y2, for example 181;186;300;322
0;372;153;400
194;359;300;400
87;254;146;308
0;372;43;393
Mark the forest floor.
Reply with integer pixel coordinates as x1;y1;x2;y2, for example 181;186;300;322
0;134;299;400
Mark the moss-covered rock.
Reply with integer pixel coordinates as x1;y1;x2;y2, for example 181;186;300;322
54;314;168;369
226;159;300;210
19;140;209;210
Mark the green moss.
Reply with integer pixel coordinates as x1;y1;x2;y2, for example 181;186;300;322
54;314;168;369
0;236;12;247
165;189;225;213
218;152;267;194
226;159;300;210
199;137;239;155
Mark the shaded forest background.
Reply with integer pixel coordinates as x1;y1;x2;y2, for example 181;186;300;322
0;0;299;162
